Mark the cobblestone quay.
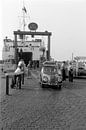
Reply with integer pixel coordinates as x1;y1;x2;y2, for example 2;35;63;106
1;71;86;130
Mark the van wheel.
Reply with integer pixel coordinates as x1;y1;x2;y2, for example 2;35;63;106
58;85;61;90
42;84;44;88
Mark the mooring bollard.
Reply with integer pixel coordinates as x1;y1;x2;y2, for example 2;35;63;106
6;74;9;95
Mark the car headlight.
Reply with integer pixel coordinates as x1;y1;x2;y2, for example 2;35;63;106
43;76;48;82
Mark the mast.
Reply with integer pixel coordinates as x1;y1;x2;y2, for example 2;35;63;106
23;0;25;31
72;53;73;61
22;0;27;41
19;0;30;32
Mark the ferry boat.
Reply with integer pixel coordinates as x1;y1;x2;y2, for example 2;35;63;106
2;36;46;67
2;4;47;69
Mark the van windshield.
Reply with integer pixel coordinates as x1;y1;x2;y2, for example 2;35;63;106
43;66;57;74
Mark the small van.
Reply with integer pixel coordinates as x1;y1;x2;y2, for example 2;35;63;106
40;61;62;89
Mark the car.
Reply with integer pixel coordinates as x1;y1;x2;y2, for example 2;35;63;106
40;61;62;89
78;67;86;76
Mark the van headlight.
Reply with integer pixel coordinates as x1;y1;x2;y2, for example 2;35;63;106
43;76;48;82
55;74;58;78
58;71;62;76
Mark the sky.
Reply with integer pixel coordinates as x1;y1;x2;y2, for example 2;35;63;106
0;0;86;61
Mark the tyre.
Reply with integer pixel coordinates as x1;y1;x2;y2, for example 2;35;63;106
58;85;61;90
41;83;45;88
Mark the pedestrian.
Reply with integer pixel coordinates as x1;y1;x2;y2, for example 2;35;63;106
27;61;31;77
1;67;3;72
30;60;32;68
33;60;36;69
18;59;26;82
10;64;22;88
18;59;25;72
62;61;66;81
68;63;73;82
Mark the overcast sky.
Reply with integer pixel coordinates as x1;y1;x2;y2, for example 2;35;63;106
0;0;86;61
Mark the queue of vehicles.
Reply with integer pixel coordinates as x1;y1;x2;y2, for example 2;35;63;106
39;60;86;89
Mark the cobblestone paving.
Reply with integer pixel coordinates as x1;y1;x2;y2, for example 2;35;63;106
1;74;86;130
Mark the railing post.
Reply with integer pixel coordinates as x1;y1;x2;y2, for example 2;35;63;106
6;74;9;95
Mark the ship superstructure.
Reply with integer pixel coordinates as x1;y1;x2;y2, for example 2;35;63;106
2;37;46;66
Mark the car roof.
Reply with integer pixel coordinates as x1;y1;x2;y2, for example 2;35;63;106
43;61;56;66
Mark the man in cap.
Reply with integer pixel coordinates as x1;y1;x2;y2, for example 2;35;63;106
10;64;22;88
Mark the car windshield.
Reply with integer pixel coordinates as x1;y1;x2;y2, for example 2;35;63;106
43;66;57;74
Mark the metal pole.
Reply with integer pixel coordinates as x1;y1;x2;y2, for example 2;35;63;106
6;75;9;95
14;34;17;67
48;35;50;61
